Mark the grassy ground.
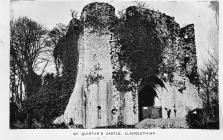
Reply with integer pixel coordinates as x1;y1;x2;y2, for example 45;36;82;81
95;123;135;129
135;117;189;129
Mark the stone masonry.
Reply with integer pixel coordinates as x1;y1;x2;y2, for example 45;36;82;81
62;2;202;128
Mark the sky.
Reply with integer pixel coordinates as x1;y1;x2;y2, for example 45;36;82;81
10;0;219;72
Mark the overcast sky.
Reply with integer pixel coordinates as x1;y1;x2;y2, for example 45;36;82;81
10;0;219;71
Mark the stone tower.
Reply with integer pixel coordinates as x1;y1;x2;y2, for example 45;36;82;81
64;2;120;128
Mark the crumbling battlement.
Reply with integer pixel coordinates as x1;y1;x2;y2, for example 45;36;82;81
80;2;116;32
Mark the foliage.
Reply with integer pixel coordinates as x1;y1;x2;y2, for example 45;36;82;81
9;3;204;128
158;17;181;82
10;16;81;128
186;53;219;129
186;108;219;129
10;55;23;105
45;23;68;76
23;18;82;128
23;74;69;128
10;99;27;129
111;6;171;92
81;2;116;33
110;6;181;118
198;56;219;124
54;17;81;99
10;99;19;125
199;60;218;107
85;63;104;87
10;17;48;100
10;17;48;74
178;24;199;86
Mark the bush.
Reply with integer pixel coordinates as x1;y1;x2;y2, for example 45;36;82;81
22;74;74;128
186;108;219;129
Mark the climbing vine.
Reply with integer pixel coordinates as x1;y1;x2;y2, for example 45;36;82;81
85;63;104;87
111;6;168;92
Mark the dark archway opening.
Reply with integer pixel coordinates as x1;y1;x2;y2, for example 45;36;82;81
138;85;157;122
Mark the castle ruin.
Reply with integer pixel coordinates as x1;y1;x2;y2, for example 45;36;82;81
58;2;202;128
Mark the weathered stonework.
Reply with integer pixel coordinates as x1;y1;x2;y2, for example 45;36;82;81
63;3;118;128
60;2;202;128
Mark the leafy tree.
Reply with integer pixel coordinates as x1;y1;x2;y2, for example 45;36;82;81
22;16;82;128
23;73;65;128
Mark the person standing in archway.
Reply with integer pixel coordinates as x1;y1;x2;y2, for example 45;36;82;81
173;105;177;117
167;109;171;118
165;108;171;118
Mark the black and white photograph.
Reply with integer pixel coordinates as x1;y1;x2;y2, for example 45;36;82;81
2;0;221;134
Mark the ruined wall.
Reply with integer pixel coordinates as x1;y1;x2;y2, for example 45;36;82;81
155;23;201;119
62;2;202;128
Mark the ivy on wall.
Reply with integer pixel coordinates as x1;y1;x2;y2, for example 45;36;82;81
85;63;104;87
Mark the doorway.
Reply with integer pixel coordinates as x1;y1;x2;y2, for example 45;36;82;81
138;85;157;121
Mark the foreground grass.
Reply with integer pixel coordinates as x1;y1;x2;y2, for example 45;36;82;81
135;117;188;129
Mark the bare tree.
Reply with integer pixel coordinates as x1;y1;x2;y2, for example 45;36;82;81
10;17;48;98
45;23;68;76
198;52;218;121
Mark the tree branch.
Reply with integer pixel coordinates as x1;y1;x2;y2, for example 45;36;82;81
40;61;49;76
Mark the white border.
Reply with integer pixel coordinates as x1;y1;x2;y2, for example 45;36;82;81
1;0;223;140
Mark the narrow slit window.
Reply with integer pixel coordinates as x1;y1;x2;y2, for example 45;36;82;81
97;106;101;119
